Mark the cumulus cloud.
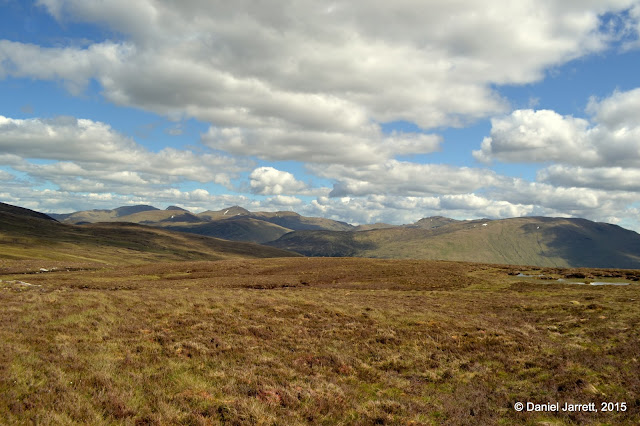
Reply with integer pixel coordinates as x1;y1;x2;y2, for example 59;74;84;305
0;115;243;191
249;167;307;195
0;40;133;94
307;161;503;197
0;185;257;214
301;193;534;225
538;165;640;191
473;110;595;164
2;1;640;230
263;195;304;208
487;178;638;218
203;126;441;165
1;1;636;164
471;87;640;227
474;88;640;168
0;169;14;181
303;156;640;227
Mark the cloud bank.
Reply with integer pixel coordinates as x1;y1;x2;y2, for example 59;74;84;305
0;1;639;229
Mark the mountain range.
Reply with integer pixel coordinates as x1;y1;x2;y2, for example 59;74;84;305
45;203;640;268
2;202;640;268
0;202;298;265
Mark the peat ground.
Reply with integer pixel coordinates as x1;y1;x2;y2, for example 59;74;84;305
1;258;639;424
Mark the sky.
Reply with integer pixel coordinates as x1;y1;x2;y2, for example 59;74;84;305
1;1;640;229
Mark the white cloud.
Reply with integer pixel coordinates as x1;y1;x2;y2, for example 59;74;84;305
303;156;640;227
489;178;638;218
0;40;133;94
249;167;307;195
263;195;304;207
0;115;244;191
586;87;640;129
1;2;640;231
474;88;640;167
473;109;596;164
471;87;640;225
309;160;502;197
2;1;637;165
302;193;534;225
0;185;256;214
439;194;534;218
0;169;13;181
538;165;640;191
203;126;441;165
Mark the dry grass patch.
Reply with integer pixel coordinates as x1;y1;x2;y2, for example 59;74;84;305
0;258;639;424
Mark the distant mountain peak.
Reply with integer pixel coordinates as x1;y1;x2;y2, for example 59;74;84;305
414;216;459;229
222;206;251;215
166;205;188;211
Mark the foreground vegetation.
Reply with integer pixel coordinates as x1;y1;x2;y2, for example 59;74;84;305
1;257;639;424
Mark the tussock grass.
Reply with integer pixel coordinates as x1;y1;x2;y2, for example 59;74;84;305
1;258;639;424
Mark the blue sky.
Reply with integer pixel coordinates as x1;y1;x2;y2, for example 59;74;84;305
1;1;640;229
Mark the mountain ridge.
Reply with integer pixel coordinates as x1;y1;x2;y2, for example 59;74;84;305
27;202;640;268
0;202;299;264
267;216;640;268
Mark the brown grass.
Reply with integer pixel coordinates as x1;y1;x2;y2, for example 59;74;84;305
1;258;639;424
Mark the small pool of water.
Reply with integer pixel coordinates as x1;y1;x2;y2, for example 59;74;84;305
589;281;630;286
556;279;629;286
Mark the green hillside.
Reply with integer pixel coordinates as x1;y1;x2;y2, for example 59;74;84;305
36;202;640;268
161;217;293;244
268;216;640;268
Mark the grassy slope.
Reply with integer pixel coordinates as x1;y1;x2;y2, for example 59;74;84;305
268;217;640;268
197;206;252;221
0;203;57;222
353;223;398;231
161;217;293;244
1;257;638;424
115;210;202;224
0;211;298;265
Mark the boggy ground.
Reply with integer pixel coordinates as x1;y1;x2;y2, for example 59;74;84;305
0;257;639;425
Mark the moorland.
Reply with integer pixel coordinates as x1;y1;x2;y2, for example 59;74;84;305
1;202;639;424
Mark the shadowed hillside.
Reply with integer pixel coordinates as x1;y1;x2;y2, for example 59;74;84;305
0;202;57;222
